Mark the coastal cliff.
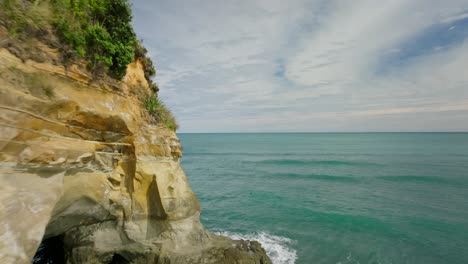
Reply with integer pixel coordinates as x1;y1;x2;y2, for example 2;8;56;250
0;3;271;263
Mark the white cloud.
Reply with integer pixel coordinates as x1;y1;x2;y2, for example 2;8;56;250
130;0;468;132
440;11;468;24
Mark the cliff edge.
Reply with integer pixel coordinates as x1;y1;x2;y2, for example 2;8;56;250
0;7;271;264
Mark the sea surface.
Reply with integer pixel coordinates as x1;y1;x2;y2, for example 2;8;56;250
178;133;468;264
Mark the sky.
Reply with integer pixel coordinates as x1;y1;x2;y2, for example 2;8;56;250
129;0;468;133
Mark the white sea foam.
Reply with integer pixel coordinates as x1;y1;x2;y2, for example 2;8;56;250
215;231;297;264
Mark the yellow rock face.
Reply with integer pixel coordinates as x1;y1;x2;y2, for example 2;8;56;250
0;48;270;264
0;47;197;261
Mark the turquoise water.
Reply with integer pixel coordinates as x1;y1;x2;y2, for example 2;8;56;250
178;133;468;264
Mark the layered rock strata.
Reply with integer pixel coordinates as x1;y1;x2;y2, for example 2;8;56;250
0;47;271;264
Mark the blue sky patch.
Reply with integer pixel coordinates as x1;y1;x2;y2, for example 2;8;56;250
375;14;468;75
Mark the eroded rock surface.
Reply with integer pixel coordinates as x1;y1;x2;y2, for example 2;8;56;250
0;48;271;264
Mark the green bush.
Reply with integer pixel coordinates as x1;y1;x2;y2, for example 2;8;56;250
52;0;136;79
142;57;156;80
145;95;178;131
84;24;115;68
135;40;156;84
109;41;135;79
150;82;160;93
134;40;148;59
2;0;156;82
54;16;86;57
2;1;174;125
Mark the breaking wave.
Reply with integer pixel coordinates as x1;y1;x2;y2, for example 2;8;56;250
215;231;297;264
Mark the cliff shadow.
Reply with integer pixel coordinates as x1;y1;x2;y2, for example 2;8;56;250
146;175;168;239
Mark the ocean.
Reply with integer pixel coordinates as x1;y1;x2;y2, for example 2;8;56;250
178;133;468;264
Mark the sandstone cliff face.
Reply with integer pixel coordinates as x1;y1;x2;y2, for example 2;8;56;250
0;47;271;264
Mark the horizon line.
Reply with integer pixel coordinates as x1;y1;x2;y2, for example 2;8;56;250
177;131;468;134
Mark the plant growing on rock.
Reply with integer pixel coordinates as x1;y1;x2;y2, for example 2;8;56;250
135;39;158;92
145;94;178;132
52;0;137;79
0;0;52;37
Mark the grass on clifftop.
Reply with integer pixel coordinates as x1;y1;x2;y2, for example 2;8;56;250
53;0;139;80
1;0;156;83
1;0;178;131
145;95;178;132
0;0;52;37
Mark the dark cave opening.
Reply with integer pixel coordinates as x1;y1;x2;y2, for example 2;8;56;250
32;235;65;264
31;235;131;264
109;253;130;264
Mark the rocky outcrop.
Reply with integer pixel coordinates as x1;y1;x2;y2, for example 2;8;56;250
0;47;271;264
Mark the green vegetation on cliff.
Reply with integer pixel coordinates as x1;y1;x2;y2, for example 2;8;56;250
145;94;179;131
0;0;146;80
1;0;177;131
53;0;138;79
0;0;51;37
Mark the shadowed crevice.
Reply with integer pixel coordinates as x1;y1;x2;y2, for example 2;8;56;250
121;145;136;195
146;175;168;238
32;235;65;264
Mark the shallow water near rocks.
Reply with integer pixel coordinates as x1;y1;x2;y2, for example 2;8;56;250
179;133;468;264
